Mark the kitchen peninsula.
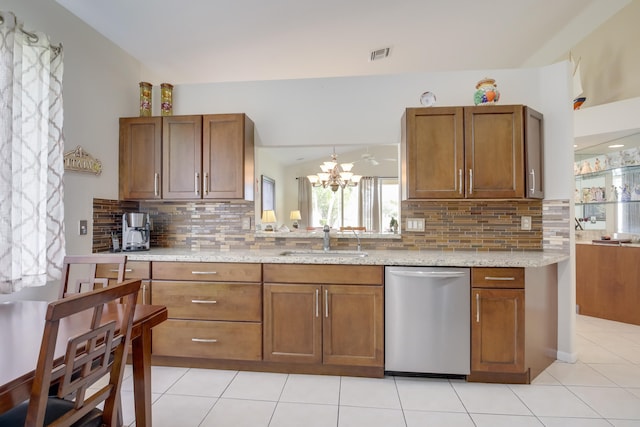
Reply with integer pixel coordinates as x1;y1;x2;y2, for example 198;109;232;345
117;248;566;384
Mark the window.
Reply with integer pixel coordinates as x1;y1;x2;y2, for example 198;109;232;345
309;177;399;231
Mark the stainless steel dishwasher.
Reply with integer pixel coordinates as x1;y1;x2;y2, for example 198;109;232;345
385;266;470;376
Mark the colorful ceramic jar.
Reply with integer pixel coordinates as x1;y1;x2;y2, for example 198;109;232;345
139;82;152;116
160;83;173;116
474;78;500;105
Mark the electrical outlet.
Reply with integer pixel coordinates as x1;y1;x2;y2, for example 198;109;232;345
242;217;251;230
79;219;88;235
521;216;532;231
406;218;425;232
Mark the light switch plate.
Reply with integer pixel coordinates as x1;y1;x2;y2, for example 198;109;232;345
79;219;88;235
406;218;425;232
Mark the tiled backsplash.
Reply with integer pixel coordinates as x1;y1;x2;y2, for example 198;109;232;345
94;198;569;253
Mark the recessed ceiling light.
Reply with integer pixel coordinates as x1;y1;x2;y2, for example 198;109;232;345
608;144;624;148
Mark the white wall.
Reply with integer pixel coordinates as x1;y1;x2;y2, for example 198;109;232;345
0;1;144;301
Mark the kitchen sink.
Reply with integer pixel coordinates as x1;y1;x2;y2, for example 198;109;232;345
279;250;368;258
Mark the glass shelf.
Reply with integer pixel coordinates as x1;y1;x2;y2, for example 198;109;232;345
574;163;640;233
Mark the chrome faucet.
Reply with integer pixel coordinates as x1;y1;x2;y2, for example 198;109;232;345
323;225;331;251
351;229;361;252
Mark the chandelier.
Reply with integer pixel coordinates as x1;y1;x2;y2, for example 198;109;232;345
307;150;362;192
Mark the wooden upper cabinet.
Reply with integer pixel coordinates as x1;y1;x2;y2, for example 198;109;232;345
119;117;162;200
402;107;465;199
402;105;543;200
464;105;524;198
120;113;254;201
203;114;255;200
162;115;203;199
524;107;544;199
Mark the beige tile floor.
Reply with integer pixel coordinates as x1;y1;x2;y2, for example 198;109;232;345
118;315;640;426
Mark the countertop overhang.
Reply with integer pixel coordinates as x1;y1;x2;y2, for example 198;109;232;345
122;248;568;268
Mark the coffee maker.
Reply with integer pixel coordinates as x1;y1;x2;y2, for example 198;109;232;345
122;212;150;251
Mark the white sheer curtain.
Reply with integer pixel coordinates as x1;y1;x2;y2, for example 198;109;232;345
297;177;312;229
0;11;65;294
358;177;380;231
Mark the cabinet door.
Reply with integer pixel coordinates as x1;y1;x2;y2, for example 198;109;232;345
119;117;162;200
524;107;544;199
263;284;322;364
202;114;251;199
323;285;384;367
402;107;465;199
471;288;525;373
576;244;640;324
162;115;203;199
464;106;524;198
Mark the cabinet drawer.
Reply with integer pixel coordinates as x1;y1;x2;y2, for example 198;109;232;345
152;262;261;282
96;261;150;279
152;281;261;321
471;267;524;288
263;264;383;285
152;319;262;360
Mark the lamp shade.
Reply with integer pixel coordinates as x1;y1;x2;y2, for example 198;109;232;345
261;210;277;223
290;210;301;220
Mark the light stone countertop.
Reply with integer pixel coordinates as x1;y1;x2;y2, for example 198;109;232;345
124;248;568;268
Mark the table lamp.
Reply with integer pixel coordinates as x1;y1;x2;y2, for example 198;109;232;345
261;210;277;231
290;210;301;229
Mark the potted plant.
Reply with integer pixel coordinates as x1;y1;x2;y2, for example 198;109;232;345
390;217;398;233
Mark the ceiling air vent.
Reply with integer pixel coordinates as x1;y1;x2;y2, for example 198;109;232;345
370;47;390;61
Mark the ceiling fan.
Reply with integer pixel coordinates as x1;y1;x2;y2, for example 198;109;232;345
354;151;396;166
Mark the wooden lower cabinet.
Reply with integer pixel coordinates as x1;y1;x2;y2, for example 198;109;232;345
151;262;262;361
471;288;525;374
263;264;384;373
153;319;261;360
263;283;383;367
469;266;557;384
576;244;640;325
96;260;151;305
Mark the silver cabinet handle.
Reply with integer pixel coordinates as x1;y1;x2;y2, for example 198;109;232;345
325;289;329;318
109;268;132;273
191;338;218;343
191;271;217;275
142;283;147;304
154;173;159;196
315;288;319;318
204;172;209;195
195;172;200;196
530;168;535;194
458;169;463;194
484;276;516;281
191;299;217;304
469;169;473;194
476;293;480;323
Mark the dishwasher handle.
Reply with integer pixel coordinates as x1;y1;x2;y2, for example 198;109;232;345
388;270;468;279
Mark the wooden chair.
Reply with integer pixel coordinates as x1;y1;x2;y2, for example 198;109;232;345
60;254;127;299
0;279;141;427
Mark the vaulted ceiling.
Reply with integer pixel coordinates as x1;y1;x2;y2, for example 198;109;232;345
56;0;628;85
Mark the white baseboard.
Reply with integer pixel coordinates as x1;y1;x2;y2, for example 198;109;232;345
556;350;579;363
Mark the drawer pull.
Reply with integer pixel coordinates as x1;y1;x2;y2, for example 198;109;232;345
191;338;218;343
191;299;217;304
484;276;516;281
191;271;218;275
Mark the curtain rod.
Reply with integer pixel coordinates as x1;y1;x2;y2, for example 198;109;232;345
0;12;63;59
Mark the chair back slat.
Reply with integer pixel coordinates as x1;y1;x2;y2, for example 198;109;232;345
60;254;127;299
